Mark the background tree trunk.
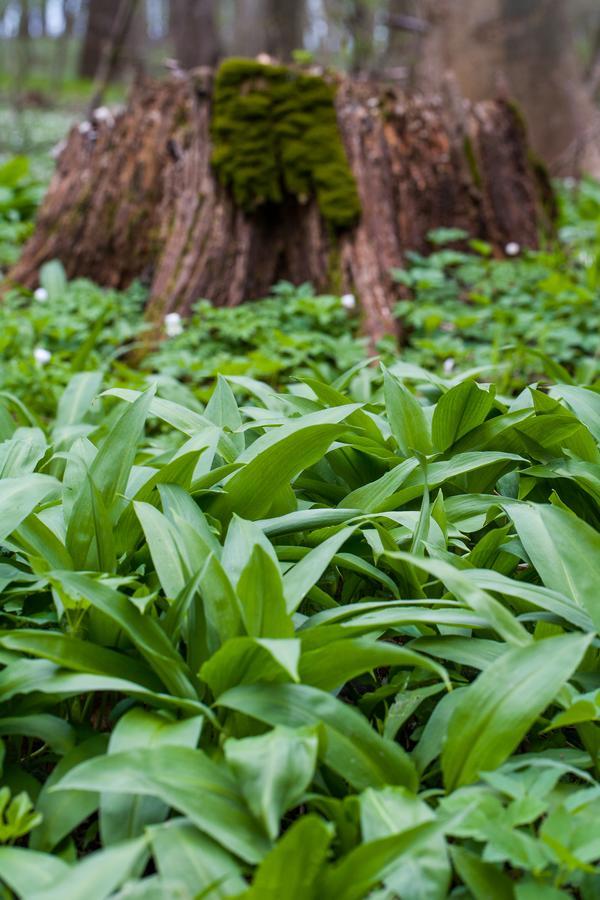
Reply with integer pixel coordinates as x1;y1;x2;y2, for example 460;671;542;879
418;0;600;176
233;0;305;60
7;70;553;343
79;0;141;80
171;0;220;69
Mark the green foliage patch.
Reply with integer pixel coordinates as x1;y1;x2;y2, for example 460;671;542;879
211;58;361;229
0;362;599;897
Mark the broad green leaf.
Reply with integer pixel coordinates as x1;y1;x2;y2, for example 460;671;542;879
218;683;418;791
30;735;109;852
210;406;358;521
134;501;190;599
506;501;600;629
432;380;494;451
442;633;592;789
283;525;356;613
54;746;271;863
100;708;203;846
90;386;155;510
0;428;47;478
245;814;333;900
49;572;199;700
319;819;450;900
225;725;318;839
151;819;246;898
360;786;451;900
200;638;300;697
299;635;449;691
66;473;116;572
55;372;103;430
28;837;148;900
0;474;60;541
0;847;69;897
383;367;433;456
451;845;515;900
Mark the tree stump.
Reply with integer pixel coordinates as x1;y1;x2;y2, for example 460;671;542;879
7;65;553;343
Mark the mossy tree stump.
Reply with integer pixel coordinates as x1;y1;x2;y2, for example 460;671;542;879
7;62;553;343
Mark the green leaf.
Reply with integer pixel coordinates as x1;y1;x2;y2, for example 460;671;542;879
0;847;70;897
0;474;60;542
383;367;433;456
100;708;203;846
299;635;449;691
218;683;418;791
442;633;592;789
505;502;600;630
55;372;103;431
90;386;155;511
151;819;246;898
200;638;300;697
451;845;515;900
360;786;451;900
66;473;116;572
225;725;318;839
53;746;271;864
134;501;190;599
432;380;494;451
49;572;199;700
245;814;333;900
29;837;149;900
210;406;358;521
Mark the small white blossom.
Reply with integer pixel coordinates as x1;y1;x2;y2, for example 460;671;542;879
341;293;357;310
78;121;92;135
34;287;48;302
577;250;594;267
505;241;521;256
33;347;51;366
443;358;455;375
164;312;183;337
563;176;577;190
93;106;114;126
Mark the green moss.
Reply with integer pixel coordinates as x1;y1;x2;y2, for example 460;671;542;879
211;58;361;230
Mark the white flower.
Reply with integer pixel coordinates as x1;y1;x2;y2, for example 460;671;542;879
563;176;577;190
93;106;114;126
341;293;357;310
33;347;51;366
577;250;593;267
78;121;92;135
443;358;455;374
34;287;48;302
164;312;183;337
505;241;521;256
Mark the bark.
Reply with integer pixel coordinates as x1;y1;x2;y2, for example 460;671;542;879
233;0;305;60
171;0;220;69
6;70;552;344
418;0;600;177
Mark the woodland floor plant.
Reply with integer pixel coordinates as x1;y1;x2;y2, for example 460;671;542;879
0;360;599;898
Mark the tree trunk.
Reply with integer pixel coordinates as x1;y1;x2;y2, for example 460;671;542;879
6;69;553;344
171;0;220;69
79;0;139;80
418;0;600;177
233;0;305;60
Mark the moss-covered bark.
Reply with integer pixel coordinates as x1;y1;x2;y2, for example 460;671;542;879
211;59;361;229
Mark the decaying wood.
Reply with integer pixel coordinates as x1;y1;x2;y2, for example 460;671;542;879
7;69;552;343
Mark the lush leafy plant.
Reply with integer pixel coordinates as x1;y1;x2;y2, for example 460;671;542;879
0;156;45;269
393;180;600;389
0;360;599;897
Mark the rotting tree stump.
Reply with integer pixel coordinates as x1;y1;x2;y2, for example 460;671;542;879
7;65;554;343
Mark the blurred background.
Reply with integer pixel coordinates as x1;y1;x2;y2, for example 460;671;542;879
2;0;600;177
